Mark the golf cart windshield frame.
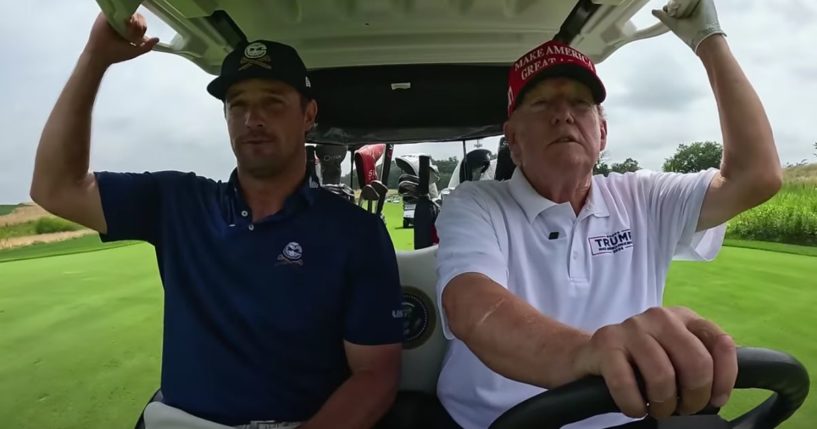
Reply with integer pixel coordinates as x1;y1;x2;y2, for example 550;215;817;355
95;0;670;145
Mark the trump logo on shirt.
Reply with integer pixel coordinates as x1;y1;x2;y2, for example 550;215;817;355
589;229;633;255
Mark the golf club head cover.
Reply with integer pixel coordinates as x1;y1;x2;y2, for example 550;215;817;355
315;144;347;185
354;144;386;189
460;149;492;182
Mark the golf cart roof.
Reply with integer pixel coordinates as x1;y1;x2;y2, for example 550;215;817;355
97;0;668;145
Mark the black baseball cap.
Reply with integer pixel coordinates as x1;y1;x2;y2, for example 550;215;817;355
206;40;312;100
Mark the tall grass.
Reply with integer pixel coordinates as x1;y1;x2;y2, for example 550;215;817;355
0;221;38;240
727;183;817;246
0;217;84;240
34;217;83;234
784;163;817;185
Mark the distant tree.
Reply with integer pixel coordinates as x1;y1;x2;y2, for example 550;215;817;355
432;156;459;189
435;157;460;177
785;159;809;169
594;160;611;176
611;158;641;174
594;151;611;176
663;141;723;173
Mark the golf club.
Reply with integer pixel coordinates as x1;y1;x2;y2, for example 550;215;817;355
360;184;380;213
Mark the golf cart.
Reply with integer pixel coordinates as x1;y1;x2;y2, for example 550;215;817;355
94;0;810;427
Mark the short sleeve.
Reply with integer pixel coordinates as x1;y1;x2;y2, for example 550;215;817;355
344;216;404;345
639;168;726;262
435;183;508;339
94;171;168;245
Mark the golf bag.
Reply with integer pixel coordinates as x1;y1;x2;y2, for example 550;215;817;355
373;144;395;216
305;145;320;185
353;144;392;216
494;137;515;181
459;148;493;183
414;155;440;250
306;144;355;203
395;154;440;200
445;148;497;191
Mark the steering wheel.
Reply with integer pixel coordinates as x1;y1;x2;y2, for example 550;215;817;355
490;347;809;429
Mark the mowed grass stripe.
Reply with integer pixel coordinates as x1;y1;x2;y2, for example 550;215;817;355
0;244;163;429
665;246;817;427
0;234;138;263
0;225;815;427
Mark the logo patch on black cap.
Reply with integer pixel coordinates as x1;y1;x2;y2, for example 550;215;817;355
244;42;268;59
207;40;311;100
239;42;272;71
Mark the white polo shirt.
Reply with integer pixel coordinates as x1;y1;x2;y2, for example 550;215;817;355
435;168;726;429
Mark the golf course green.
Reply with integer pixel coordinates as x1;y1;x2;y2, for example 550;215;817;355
0;202;814;428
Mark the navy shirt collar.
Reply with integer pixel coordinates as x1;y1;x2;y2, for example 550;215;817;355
227;168;318;224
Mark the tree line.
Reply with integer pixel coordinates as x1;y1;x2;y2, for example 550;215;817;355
337;140;817;188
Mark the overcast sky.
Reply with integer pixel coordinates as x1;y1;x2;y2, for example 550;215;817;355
1;0;814;204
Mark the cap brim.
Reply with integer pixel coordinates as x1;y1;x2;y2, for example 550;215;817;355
207;69;312;101
516;63;606;108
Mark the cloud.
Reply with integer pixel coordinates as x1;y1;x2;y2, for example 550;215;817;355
598;41;707;113
1;0;814;203
0;2;233;203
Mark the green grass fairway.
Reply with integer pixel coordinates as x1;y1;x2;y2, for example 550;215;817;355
665;247;817;427
0;232;815;427
723;238;817;258
0;244;163;428
0;204;20;216
383;200;413;251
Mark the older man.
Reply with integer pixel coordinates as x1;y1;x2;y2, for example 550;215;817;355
434;1;781;428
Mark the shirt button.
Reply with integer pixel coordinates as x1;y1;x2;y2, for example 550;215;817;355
248;224;255;231
572;251;578;259
241;210;248;217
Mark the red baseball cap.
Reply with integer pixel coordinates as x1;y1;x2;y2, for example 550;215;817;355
507;40;606;116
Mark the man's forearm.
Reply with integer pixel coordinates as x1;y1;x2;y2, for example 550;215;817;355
698;36;781;185
31;52;107;201
300;371;397;429
444;274;591;389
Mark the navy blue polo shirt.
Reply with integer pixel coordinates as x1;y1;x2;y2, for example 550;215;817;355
94;169;404;425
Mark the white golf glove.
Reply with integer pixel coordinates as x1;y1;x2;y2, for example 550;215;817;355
652;0;726;53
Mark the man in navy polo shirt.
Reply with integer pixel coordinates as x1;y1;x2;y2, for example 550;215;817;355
31;12;403;429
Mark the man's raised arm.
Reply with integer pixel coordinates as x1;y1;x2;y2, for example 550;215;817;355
30;13;158;233
653;0;782;231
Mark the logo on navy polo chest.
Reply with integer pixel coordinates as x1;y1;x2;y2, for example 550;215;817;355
276;241;304;266
589;229;633;255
